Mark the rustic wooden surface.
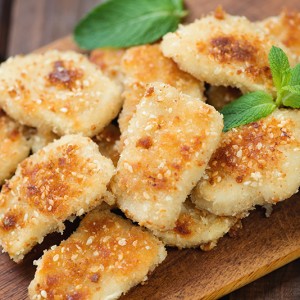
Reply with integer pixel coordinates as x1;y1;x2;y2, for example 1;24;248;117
0;0;300;299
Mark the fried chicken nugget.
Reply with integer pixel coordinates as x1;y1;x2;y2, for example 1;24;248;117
0;50;122;136
0;110;30;183
192;109;300;217
28;208;167;300
111;83;223;230
0;135;115;262
260;10;300;56
161;10;298;94
90;48;125;87
152;199;238;249
118;44;204;134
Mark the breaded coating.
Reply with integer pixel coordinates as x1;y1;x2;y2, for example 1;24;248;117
90;48;125;87
28;128;58;153
93;124;121;167
0;110;30;183
206;86;242;110
0;50;122;136
152;199;237;249
28;208;167;300
111;83;223;230
192;109;300;217
118;44;204;133
161;10;298;94
0;135;115;262
260;10;300;56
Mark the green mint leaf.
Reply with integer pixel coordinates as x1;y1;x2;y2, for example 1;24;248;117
221;91;276;132
268;46;291;90
281;93;300;108
290;64;300;86
281;85;300;108
74;0;186;49
282;85;300;95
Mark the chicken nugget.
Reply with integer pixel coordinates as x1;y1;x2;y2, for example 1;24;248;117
152;199;238;249
28;208;167;300
111;83;223;230
0;135;115;262
192;109;300;216
118;44;204;134
161;10;298;94
0;50;122;136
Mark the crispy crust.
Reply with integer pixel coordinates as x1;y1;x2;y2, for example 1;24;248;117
118;44;204;134
161;10;298;94
28;208;167;300
90;48;125;87
260;10;300;56
0;111;30;183
152;199;238;249
0;50;122;136
112;83;223;230
0;135;115;262
192;109;300;216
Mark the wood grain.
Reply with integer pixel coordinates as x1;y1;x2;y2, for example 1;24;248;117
1;0;300;299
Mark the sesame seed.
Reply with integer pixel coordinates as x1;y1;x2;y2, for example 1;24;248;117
236;149;242;158
143;192;150;199
41;290;47;298
53;254;59;262
86;237;93;245
257;142;263;150
71;254;78;261
118;238;127;246
60;107;68;113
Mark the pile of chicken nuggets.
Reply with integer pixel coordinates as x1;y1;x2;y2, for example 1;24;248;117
0;8;300;300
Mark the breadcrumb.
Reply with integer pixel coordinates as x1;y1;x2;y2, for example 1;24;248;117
0;135;115;262
260;9;300;56
161;10;298;94
192;109;300;216
152;199;238;249
28;208;167;300
111;83;223;230
0;50;122;136
0;110;30;183
118;44;204;134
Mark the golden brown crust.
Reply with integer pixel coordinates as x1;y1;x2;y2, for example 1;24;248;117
89;48;125;86
261;10;300;56
28;209;166;300
0;50;122;136
192;109;300;216
0;112;30;183
161;11;298;94
0;135;115;262
112;83;223;230
118;44;204;134
152;200;237;248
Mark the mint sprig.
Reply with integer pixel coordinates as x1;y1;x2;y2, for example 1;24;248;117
221;46;300;132
74;0;187;50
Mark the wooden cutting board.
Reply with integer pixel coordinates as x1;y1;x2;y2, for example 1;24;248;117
1;1;300;299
